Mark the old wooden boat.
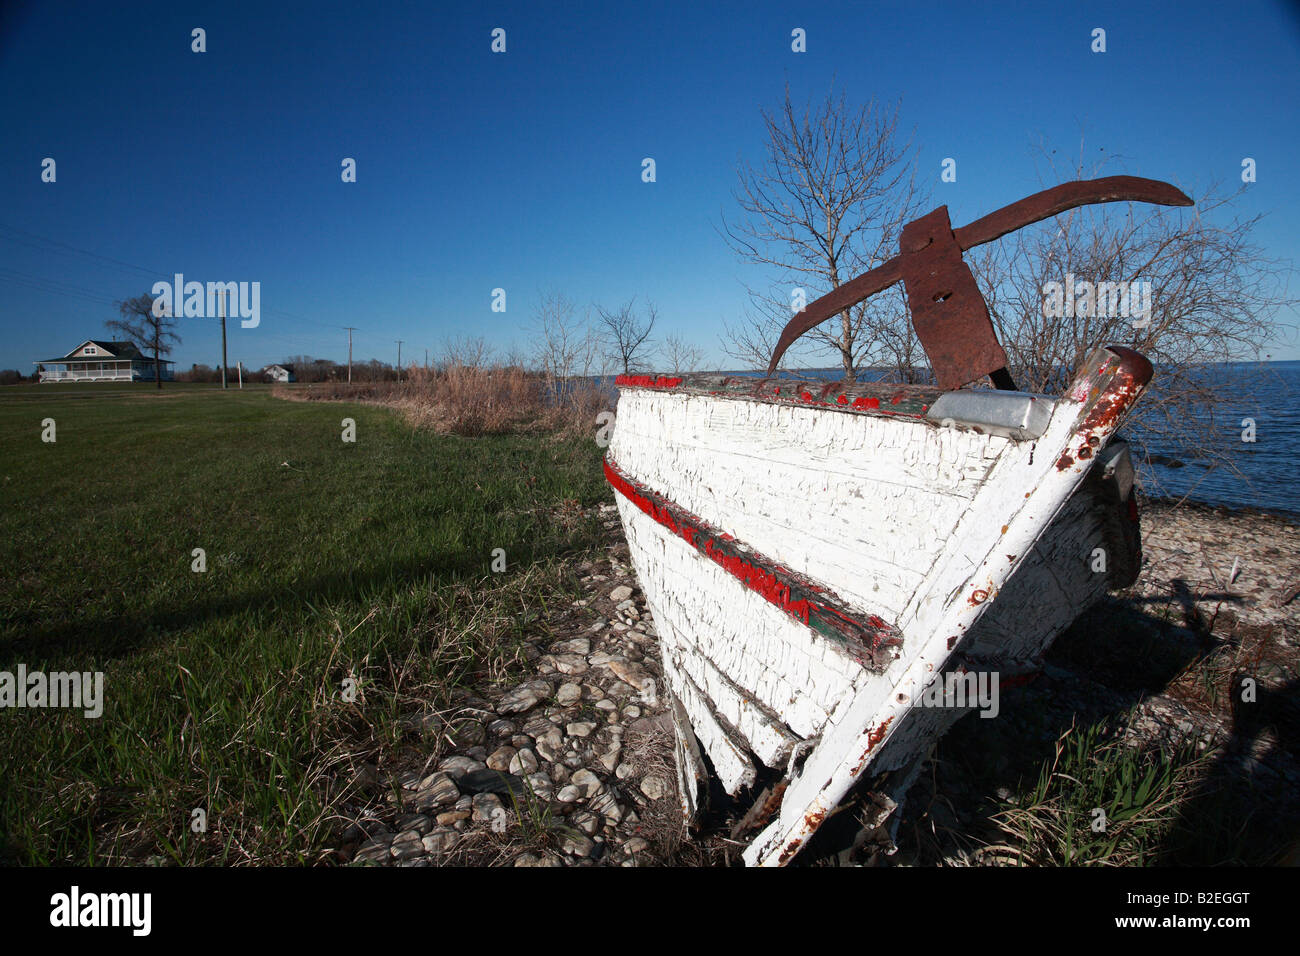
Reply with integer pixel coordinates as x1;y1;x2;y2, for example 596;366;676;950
603;177;1193;865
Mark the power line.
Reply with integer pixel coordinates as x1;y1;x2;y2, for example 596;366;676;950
0;224;160;279
0;267;122;307
0;221;364;335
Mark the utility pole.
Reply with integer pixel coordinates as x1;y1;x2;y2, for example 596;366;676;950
395;340;403;382
343;327;358;383
219;291;229;389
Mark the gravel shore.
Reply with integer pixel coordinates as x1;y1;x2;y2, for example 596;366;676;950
333;502;685;867
333;497;1299;866
895;497;1300;866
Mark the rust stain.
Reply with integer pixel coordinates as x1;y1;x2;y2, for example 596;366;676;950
969;589;989;606
866;716;894;750
752;780;789;830
779;801;831;865
1075;347;1154;434
1000;524;1009;534
1058;347;1153;472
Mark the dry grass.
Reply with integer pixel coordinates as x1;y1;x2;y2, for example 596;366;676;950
274;363;612;438
621;719;693;860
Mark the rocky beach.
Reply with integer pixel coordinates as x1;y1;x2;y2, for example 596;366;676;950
331;497;1300;867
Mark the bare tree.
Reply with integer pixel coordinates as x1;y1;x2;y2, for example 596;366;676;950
968;145;1295;488
107;293;181;389
721;85;926;381
530;290;602;381
285;355;323;383
597;298;657;374
662;333;706;375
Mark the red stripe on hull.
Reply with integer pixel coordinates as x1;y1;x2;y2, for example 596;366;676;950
614;374;684;388
603;458;900;669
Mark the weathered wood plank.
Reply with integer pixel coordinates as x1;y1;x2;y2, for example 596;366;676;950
657;639;758;795
668;692;706;820
608;390;1010;620
616;496;875;736
662;639;803;768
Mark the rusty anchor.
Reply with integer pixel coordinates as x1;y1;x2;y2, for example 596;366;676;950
767;175;1193;391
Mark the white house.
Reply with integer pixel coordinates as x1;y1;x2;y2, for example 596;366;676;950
35;340;175;383
263;364;295;383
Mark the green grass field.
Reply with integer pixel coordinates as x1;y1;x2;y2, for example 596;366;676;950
0;385;610;864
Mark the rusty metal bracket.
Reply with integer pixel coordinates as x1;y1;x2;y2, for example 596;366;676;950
766;176;1193;391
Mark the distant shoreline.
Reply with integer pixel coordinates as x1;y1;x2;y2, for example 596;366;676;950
1139;493;1300;525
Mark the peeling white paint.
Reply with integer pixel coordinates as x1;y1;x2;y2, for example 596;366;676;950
607;348;1149;865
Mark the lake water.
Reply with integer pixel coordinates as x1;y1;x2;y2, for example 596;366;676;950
1131;360;1299;518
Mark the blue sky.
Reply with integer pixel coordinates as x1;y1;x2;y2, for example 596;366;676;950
2;0;1298;372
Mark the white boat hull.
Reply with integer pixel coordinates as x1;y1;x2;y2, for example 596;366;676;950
605;347;1151;865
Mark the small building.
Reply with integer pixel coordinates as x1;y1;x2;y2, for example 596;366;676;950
263;364;295;383
35;340;175;383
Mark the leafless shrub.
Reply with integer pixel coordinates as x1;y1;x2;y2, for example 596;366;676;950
440;335;494;371
969;145;1296;487
531;291;602;382
661;333;706;375
274;330;612;439
527;290;615;434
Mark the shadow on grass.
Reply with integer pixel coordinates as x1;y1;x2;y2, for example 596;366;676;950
1159;675;1300;865
0;531;599;667
897;582;1299;866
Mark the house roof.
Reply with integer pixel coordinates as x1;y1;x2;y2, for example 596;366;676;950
63;340;144;359
265;364;294;372
35;358;175;365
36;340;174;365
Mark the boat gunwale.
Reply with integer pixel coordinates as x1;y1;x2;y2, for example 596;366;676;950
614;373;942;420
613;374;1059;437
